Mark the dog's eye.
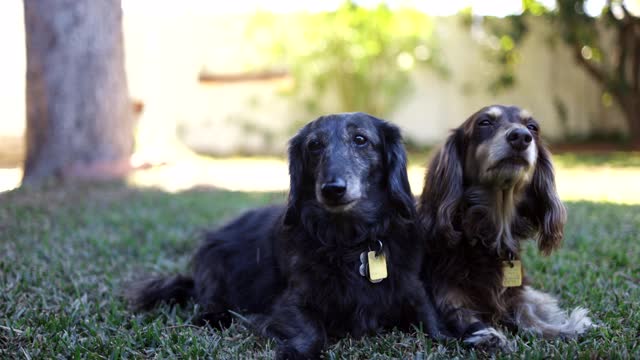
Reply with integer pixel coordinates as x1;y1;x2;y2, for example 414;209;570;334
478;119;492;127
353;134;368;146
527;123;539;132
307;139;324;153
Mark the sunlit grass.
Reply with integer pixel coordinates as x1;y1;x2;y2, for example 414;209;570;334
553;151;640;168
556;167;640;204
0;168;21;193
128;151;640;204
3;150;640;204
129;154;289;193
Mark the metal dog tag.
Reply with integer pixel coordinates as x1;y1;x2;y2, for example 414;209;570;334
367;251;387;283
359;251;368;277
502;260;522;287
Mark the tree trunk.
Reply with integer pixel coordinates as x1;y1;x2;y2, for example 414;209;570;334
621;94;640;149
22;0;134;184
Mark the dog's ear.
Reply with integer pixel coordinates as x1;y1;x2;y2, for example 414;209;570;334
380;121;415;221
420;128;465;246
284;130;305;227
529;144;566;255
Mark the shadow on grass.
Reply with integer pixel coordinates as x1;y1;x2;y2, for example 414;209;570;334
0;183;638;358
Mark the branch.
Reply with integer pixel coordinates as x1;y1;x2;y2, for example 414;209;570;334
621;4;640;26
607;3;640;92
634;36;640;92
617;26;628;83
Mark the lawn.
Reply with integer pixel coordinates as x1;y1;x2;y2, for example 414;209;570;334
1;160;639;358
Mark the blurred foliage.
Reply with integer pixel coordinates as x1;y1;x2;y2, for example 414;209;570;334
460;7;529;93
247;1;447;122
468;0;640;142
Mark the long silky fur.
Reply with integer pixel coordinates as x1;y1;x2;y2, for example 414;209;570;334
420;105;591;347
128;113;444;360
257;115;444;359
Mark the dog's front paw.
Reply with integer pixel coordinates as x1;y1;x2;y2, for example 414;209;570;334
463;327;512;351
275;345;318;360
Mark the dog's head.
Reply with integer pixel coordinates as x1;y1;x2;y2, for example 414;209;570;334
463;106;539;189
284;112;414;226
421;105;566;254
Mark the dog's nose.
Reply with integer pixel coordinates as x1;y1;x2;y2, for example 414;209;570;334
321;179;347;202
506;128;533;151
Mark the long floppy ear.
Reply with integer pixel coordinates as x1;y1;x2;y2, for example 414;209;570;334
283;131;305;227
380;121;416;221
530;144;567;255
419;128;465;246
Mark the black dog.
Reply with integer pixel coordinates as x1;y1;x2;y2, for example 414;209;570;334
130;113;444;359
419;105;592;348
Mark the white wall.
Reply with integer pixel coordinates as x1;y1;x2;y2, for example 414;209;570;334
391;17;627;145
168;15;627;154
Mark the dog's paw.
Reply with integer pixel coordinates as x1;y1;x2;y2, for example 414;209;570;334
275;345;318;360
463;327;512;351
194;311;233;329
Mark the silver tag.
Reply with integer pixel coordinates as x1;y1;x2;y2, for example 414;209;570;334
359;263;368;277
359;251;368;277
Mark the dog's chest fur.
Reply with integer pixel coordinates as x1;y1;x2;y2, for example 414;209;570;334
433;189;536;322
283;222;420;336
434;236;525;322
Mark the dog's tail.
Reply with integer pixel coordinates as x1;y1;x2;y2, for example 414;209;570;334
126;275;195;311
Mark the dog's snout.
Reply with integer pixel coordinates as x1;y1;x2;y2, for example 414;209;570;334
506;128;532;151
321;179;347;202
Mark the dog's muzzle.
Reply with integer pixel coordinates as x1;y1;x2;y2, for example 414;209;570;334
318;177;359;212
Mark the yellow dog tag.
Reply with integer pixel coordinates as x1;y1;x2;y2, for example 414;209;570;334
367;251;388;282
502;260;522;287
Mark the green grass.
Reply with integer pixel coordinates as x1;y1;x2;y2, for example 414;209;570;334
1;183;639;359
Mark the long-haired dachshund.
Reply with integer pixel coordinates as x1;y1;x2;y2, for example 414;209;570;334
419;105;593;348
129;113;444;359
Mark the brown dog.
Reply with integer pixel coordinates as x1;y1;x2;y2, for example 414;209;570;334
419;105;593;348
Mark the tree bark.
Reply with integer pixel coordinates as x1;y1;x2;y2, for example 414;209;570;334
621;94;640;148
574;46;640;147
22;0;134;184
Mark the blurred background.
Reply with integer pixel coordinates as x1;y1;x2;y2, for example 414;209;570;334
1;0;639;202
